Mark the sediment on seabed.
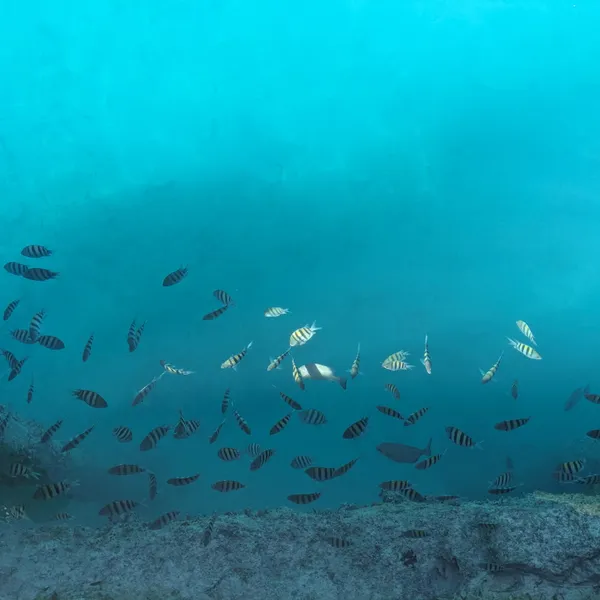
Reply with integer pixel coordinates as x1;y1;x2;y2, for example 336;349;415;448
1;492;600;600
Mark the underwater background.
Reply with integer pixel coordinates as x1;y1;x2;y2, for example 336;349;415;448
1;0;600;527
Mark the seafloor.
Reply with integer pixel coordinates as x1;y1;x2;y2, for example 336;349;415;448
1;492;599;600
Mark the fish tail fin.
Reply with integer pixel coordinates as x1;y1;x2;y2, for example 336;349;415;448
475;440;484;450
338;377;347;390
425;438;432;456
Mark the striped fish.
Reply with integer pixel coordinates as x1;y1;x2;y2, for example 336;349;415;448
23;267;59;281
515;320;537;345
41;420;63;443
221;389;230;414
202;514;217;546
264;307;289;318
148;472;158;500
379;480;412;491
415;451;445;471
29;309;45;342
490;472;512;487
291;358;305;391
347;343;361;379
333;458;359;478
342;417;369;439
4;262;29;276
305;466;337;482
481;352;503;384
297;408;327;425
289;321;321;347
208;420;225;444
72;389;108;408
162;266;188;287
202;305;229;321
82;333;94;362
3;299;19;321
99;499;139;518
246;443;261;458
108;464;146;476
11;329;35;344
221;341;253;370
267;348;291;371
507;338;542;360
167;474;200;486
376;406;404;420
384;383;400;400
132;376;161;407
290;455;312;469
234;411;252;435
61;426;94;453
27;379;34;404
140;425;171;451
21;245;52;258
287;492;321;505
325;537;352;548
113;426;133;443
404;407;429;427
420;335;432;375
445;426;481;449
280;391;302;410
494;417;530;432
149;511;180;530
217;447;240;461
33;481;72;500
270;413;293;435
211;480;245;492
213;289;234;305
160;360;195;376
37;335;65;350
249;449;275;471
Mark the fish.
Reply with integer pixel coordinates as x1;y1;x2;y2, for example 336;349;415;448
167;474;200;486
61;426;94;452
139;425;171;451
208;420;225;444
264;307;289;318
28;309;45;342
4;262;29;277
221;341;253;370
379;480;412;491
217;447;241;462
249;449;275;471
162;267;188;287
99;500;139;518
23;267;59;281
491;472;512;488
420;335;432;374
382;359;414;371
72;389;108;409
270;413;293;435
82;333;94;362
132;376;162;407
515;320;537;345
11;329;35;344
445;426;481;448
149;511;180;530
290;455;313;469
402;530;429;538
113;426;133;443
202;514;217;546
246;443;261;458
127;318;146;352
382;350;409;365
108;464;146;476
33;481;73;500
291;358;305;391
213;289;234;305
289;321;321;347
586;429;600;440
325;537;352;548
41;420;63;443
376;405;404;420
305;466;337;482
173;411;200;439
202;305;229;321
27;379;34;404
37;335;65;350
347;343;361;378
404;407;429;427
376;439;432;464
334;458;359;478
506;338;542;360
8;463;40;479
384;383;400;400
488;486;518;495
221;389;231;414
148;473;158;500
297;408;327;425
481;352;503;384
287;492;320;505
556;459;585;475
565;384;590;411
233;411;252;435
211;480;245;492
3;299;19;321
342;417;369;439
494;417;530;432
280;391;302;410
267;348;291;371
160;360;194;375
297;363;347;389
415;451;446;471
21;245;52;258
511;380;519;400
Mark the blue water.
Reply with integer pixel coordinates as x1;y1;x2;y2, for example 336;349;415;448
1;1;600;525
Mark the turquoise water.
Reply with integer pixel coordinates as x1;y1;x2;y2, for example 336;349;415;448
1;1;600;524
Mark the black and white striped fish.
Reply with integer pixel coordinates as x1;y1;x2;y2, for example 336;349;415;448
162;266;188;287
140;425;171;451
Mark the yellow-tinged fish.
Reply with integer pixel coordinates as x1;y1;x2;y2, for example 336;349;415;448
347;343;362;379
382;350;409;365
291;358;305;391
506;338;542;360
264;307;289;318
420;335;432;375
289;321;321;347
160;360;194;375
382;360;413;372
267;348;291;371
515;320;537;346
481;352;503;384
221;341;253;370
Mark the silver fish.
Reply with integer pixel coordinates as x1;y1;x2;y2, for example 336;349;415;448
298;363;347;390
564;384;590;411
376;439;432;464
